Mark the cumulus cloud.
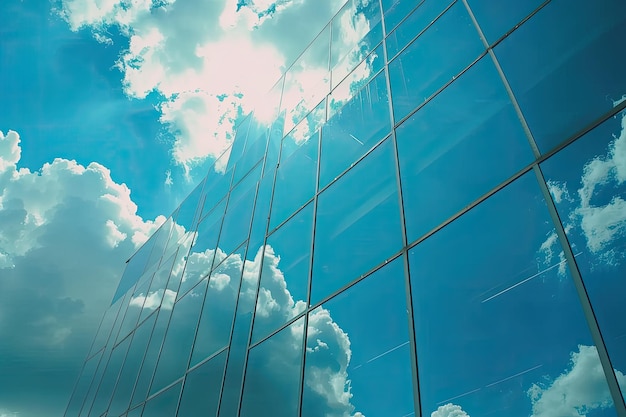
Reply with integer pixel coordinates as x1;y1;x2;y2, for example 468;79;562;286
528;345;626;417
431;403;470;417
0;129;163;415
57;0;377;180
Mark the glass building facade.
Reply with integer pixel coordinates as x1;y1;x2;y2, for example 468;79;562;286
65;0;626;416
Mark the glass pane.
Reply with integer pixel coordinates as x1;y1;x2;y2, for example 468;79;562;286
265;111;285;175
541;111;626;396
495;0;626;153
321;69;390;189
312;137;403;304
282;25;331;134
225;115;252;175
142;382;181;417
467;0;545;44
89;336;130;417
252;203;313;343
239;317;304;417
217;163;260;255
112;236;154;304
190;249;244;367
397;56;533;242
270;131;318;230
216;246;262;417
302;257;415;417
410;172;617;417
150;282;205;395
173;177;205;235
65;351;102;417
200;163;232;221
386;0;451;60
178;199;226;298
331;0;383;74
130;308;171;407
78;352;108;417
177;350;227;417
89;295;124;356
248;168;274;252
108;314;156;416
388;1;484;122
384;0;422;34
138;250;178;321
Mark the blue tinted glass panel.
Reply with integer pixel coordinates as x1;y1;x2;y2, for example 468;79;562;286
252;203;313;343
142;382;181;417
302;257;414;417
190;250;243;367
225;115;252;174
239;317;304;417
178;199;226;298
218;163;260;255
150;282;205;395
495;0;626;153
108;314;156;416
386;0;451;60
330;44;384;109
173;178;205;235
541;111;626;395
312;137;403;304
265;112;285;175
89;336;130;417
384;0;422;34
397;56;533;242
248;169;274;252
112;235;155;304
139;250;177;321
66;351;102;417
130;308;171;407
177;350;227;417
270;132;318;230
322;69;390;188
410;173;616;417
388;1;484;122
200;165;232;220
467;0;545;44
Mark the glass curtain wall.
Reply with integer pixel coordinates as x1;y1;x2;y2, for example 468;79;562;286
65;0;626;416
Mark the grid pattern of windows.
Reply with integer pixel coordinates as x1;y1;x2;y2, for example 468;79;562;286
65;0;626;416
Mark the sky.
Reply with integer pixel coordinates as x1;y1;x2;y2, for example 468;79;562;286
0;0;347;415
1;0;626;416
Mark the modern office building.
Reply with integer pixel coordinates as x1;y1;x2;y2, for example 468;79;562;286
65;0;626;416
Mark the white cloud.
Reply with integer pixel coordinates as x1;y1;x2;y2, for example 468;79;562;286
0;129;164;415
431;403;470;417
528;345;626;417
546;180;572;204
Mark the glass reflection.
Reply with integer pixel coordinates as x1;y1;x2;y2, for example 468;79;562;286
177;350;227;417
541;110;626;395
142;382;181;417
270;130;319;230
150;279;205;395
466;0;545;44
137;249;178;321
410;172;617;416
89;335;130;416
65;351;101;417
388;1;484;122
252;203;313;343
494;0;626;153
321;68;390;189
190;249;244;367
302;257;414;417
396;56;533;242
239;317;304;417
312;137;402;304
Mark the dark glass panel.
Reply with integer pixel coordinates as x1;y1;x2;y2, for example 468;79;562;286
312;137;403;304
321;68;390;189
142;382;181;417
252;203;313;343
397;56;533;242
495;0;626;153
388;1;484;122
239;317;304;417
541;111;626;396
410;173;617;417
303;257;414;417
177;350;227;417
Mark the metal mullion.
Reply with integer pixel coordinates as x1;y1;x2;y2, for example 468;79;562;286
104;331;135;416
533;165;626;417
297;128;322;417
381;0;422;412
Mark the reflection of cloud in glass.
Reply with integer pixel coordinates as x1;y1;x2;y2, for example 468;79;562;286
528;345;626;417
543;111;626;265
431;403;470;417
